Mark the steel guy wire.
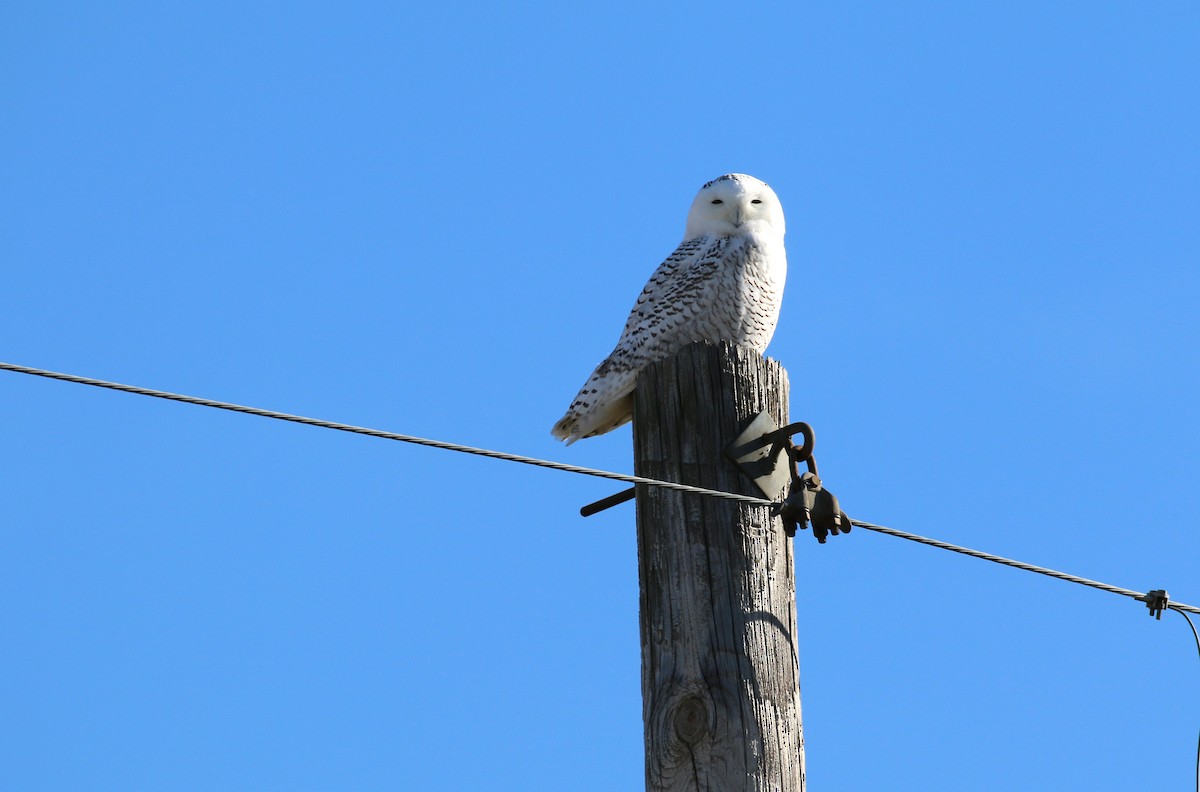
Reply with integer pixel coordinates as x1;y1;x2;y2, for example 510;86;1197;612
1178;609;1200;792
3;360;1198;618
851;519;1200;616
0;361;774;508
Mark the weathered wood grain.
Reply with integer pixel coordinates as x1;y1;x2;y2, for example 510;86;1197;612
633;341;803;792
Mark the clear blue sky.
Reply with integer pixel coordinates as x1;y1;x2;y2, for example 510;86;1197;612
3;3;1198;790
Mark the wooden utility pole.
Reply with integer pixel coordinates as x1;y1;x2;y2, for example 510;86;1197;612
633;341;804;792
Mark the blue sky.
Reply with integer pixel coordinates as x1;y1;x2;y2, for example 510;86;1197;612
2;2;1198;790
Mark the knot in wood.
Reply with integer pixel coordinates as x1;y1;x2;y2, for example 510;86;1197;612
672;695;710;745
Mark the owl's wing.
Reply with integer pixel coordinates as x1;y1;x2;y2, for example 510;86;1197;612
551;236;727;443
615;236;728;356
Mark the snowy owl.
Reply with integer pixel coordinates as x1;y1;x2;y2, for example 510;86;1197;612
551;173;786;444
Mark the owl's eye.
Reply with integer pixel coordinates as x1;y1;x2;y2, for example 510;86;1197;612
751;199;762;204
710;199;723;205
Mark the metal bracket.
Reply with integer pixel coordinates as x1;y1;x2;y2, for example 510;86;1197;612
580;411;794;517
581;412;847;536
727;411;851;543
723;411;793;501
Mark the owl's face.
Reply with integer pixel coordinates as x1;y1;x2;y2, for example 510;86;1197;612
683;174;785;241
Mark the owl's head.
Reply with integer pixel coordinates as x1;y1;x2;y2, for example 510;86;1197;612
683;174;785;241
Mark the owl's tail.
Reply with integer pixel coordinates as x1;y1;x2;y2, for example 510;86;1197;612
551;360;637;444
550;413;581;445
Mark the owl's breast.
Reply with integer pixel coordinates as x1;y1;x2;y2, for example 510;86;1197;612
714;235;786;350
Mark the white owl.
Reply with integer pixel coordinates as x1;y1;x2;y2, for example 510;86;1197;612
552;173;787;444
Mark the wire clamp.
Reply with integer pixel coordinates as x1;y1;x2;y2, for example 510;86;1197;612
778;470;851;543
1140;589;1170;620
725;413;851;543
